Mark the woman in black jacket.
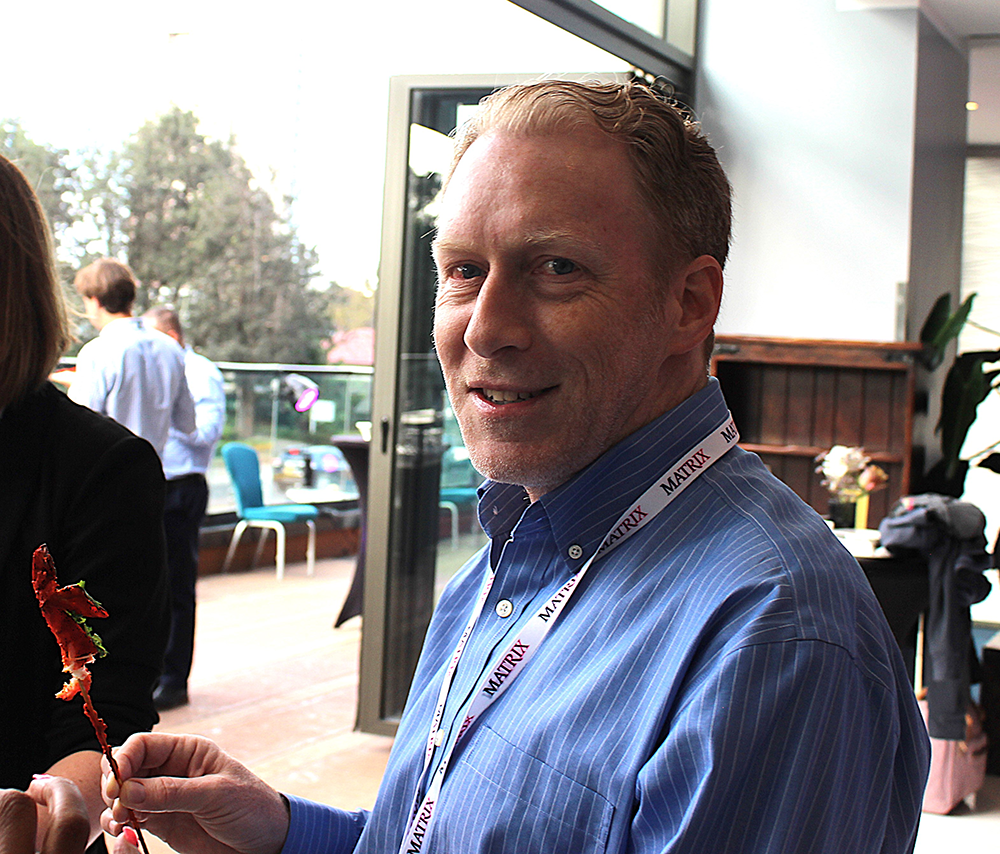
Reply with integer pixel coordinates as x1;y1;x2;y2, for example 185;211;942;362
0;153;168;850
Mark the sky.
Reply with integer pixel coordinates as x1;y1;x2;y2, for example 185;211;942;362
5;0;625;291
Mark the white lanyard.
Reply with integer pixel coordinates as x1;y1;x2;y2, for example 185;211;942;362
398;413;739;853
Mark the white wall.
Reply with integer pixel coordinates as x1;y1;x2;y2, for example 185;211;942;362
695;1;933;341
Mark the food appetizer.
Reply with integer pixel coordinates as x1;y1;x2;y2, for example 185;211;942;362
32;544;150;854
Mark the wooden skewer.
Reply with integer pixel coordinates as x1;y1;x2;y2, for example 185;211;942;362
78;682;151;854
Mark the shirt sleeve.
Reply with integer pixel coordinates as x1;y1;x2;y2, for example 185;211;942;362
629;638;928;853
180;362;225;451
281;795;369;854
171;361;197;436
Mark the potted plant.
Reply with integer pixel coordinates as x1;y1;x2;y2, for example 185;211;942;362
916;293;1000;498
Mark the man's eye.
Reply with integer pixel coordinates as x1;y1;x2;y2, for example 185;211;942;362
455;263;484;280
544;258;577;275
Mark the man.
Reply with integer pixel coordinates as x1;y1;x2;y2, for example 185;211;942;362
144;307;227;712
69;259;195;460
102;81;930;853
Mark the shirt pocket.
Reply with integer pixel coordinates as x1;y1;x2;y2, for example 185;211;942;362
434;723;615;853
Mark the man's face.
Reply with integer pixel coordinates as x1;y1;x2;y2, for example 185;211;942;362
433;128;695;500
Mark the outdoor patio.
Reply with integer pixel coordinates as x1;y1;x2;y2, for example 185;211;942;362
144;556;389;854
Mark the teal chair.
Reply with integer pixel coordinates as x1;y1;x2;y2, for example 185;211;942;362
221;442;318;579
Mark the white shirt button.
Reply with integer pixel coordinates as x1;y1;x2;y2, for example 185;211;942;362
567;544;584;560
495;599;514;618
434;730;444;746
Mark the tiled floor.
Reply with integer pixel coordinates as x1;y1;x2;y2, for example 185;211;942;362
144;556;390;854
143;556;999;852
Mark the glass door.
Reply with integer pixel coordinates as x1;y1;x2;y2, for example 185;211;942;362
360;73;622;734
359;76;513;734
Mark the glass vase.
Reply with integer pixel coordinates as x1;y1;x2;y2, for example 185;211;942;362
828;498;856;529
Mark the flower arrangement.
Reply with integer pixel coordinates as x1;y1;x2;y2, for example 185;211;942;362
815;445;888;502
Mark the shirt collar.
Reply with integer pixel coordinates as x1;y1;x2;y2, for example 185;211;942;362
476;378;731;571
99;316;142;336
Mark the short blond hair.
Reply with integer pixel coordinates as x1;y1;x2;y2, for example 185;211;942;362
448;80;732;270
0;154;72;408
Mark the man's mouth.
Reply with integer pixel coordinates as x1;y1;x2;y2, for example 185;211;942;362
479;388;539;405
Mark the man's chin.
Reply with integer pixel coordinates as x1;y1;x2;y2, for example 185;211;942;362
466;446;578;499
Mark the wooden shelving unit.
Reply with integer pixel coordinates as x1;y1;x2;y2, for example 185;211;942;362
711;335;924;528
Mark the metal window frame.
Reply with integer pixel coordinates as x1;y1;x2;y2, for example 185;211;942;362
510;0;694;93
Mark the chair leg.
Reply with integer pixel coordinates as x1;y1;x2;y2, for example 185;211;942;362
275;522;287;580
305;520;316;577
440;501;459;548
222;520;249;573
251;527;270;570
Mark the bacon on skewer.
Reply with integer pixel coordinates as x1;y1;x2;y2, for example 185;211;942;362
31;544;151;854
32;544;108;699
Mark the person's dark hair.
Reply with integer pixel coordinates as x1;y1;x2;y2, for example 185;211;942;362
74;258;136;315
144;305;184;345
0;153;72;409
447;79;733;271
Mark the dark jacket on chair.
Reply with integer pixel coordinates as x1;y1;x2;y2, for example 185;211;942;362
879;494;992;740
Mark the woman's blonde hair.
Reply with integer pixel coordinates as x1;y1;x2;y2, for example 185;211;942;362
0;153;72;409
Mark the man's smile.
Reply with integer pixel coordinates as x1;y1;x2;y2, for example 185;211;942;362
478;388;543;404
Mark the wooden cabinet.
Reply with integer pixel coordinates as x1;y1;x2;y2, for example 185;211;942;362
711;336;924;528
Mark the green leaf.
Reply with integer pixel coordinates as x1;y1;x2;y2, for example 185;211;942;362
937;352;994;478
920;293;952;345
933;293;977;351
919;293;977;371
919;294;951;369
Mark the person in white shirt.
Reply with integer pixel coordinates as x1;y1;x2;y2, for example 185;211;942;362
69;259;195;460
143;306;226;711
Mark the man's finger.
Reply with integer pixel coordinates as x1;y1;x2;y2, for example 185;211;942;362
117;773;227;817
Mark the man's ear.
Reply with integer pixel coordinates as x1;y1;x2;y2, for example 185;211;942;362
671;254;723;354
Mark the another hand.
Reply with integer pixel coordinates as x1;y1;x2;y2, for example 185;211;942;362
0;777;89;854
102;733;290;854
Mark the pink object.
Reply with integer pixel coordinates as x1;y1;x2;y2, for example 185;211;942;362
920;699;988;814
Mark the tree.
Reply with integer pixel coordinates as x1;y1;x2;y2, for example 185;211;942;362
326;282;375;333
112;107;329;363
118;108;231;311
5;108;330;365
73;148;129;265
1;120;74;233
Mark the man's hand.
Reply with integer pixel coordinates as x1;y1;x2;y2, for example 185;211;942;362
1;777;89;854
102;733;290;854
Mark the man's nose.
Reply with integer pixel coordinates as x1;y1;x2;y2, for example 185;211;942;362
463;274;532;358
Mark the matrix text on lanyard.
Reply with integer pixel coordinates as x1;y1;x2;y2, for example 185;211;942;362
398;413;739;853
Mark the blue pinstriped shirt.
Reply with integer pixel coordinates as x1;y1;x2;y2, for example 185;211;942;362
283;380;929;853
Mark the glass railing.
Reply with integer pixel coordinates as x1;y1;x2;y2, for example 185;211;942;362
209;362;372;515
57;358;373;516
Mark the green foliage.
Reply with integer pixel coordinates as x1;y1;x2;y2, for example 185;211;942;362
326;282;374;333
919;292;976;370
3;109;330;364
1;119;75;237
918;292;1000;496
937;351;1000;478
